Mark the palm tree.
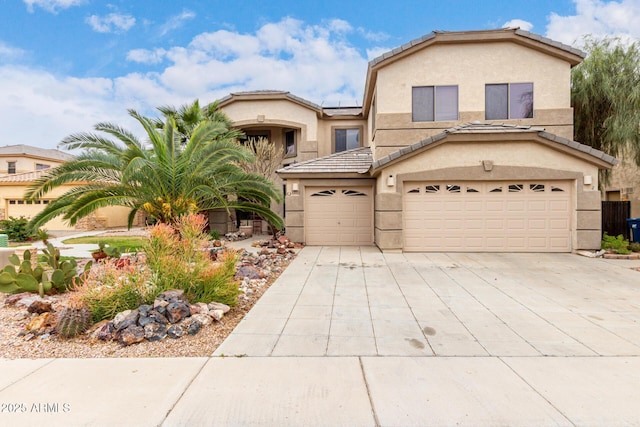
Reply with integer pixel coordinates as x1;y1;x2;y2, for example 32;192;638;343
25;106;284;230
153;99;240;144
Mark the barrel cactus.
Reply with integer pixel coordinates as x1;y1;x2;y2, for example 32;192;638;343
56;296;92;338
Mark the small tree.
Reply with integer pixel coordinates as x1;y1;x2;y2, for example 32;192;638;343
240;137;285;179
238;136;286;236
572;36;640;171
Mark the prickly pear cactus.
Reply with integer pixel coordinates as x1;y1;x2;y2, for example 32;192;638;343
55;297;92;338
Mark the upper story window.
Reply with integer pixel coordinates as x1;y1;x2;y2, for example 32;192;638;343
36;163;50;170
284;129;296;157
7;161;16;174
485;83;533;120
412;85;458;122
334;127;361;153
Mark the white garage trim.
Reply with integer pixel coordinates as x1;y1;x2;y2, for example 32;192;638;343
404;181;572;252
305;186;373;245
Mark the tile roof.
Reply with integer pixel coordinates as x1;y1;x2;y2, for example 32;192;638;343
322;107;363;117
368;28;585;68
0;144;74;162
277;147;372;175
218;90;362;117
372;122;617;169
218;90;323;112
0;170;47;183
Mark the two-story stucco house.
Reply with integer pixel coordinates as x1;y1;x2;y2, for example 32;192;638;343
0;144;143;231
218;28;616;253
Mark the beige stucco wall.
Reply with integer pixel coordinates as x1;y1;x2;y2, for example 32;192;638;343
372;42;575;160
317;119;368;158
0;157;64;176
221;100;319;160
373;140;602;252
0;182;140;231
601;153;640;217
377;42;571;114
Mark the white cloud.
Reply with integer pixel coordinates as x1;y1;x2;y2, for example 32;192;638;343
358;28;390;43
546;0;640;46
151;17;368;104
0;66;130;149
0;18;372;149
0;42;25;60
159;10;196;36
86;13;135;34
503;19;534;31
127;48;167;64
23;0;84;13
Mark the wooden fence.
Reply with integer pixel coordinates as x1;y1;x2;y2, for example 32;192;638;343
601;201;631;240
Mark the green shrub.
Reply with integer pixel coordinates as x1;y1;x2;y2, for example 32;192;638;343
601;233;632;254
145;214;239;305
0;216;32;242
75;259;151;323
629;242;640;252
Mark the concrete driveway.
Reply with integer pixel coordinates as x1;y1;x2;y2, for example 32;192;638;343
3;246;640;426
216;246;640;357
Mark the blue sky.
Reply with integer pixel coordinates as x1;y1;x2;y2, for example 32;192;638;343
1;0;639;149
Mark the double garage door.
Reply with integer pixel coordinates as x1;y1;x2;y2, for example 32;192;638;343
404;181;572;252
305;187;373;245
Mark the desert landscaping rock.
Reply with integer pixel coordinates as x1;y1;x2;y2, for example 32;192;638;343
119;325;145;346
167;324;183;339
144;323;167;341
166;301;191;323
208;302;230;313
0;237;298;358
113;309;139;331
26;299;53;314
187;320;202;335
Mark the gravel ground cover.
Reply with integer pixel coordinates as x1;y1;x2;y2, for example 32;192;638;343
0;231;295;359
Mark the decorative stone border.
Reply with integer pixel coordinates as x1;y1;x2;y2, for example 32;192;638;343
603;253;640;260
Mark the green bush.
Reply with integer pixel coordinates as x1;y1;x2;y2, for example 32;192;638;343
145;214;239;305
76;259;151;323
0;216;32;242
74;213;239;324
601;233;632;254
629;242;640;253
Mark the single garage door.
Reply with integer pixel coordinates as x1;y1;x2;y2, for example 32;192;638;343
305;187;373;245
404;181;572;252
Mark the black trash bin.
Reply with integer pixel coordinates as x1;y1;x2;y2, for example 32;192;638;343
627;218;640;242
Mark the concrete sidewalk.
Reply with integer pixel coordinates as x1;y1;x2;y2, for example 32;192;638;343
2;247;640;426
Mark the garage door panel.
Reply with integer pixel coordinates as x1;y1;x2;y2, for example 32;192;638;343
305;187;373;246
528;219;547;230
404;180;572;252
486;219;504;230
486;201;504;211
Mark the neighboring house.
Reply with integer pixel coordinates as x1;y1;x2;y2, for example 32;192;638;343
0;144;141;231
601;155;640;218
218;28;616;252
